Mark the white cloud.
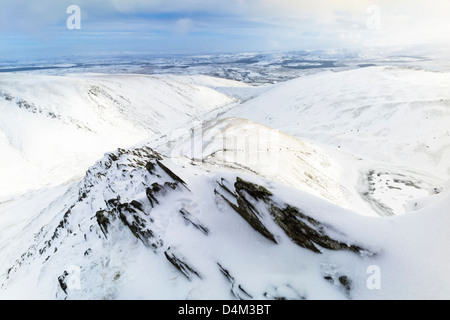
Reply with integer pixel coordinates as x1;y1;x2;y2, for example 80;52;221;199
173;18;194;35
1;0;449;52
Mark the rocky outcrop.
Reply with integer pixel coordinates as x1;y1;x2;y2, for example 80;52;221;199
216;177;370;255
270;204;364;254
179;209;209;235
215;178;277;244
218;263;253;300
2;145;372;300
164;248;201;281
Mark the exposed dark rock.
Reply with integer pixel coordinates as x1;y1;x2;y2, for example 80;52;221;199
58;271;69;294
146;161;156;174
4;146;174;285
151;182;162;193
130;200;144;212
217;263;252;300
99;197;163;249
156;160;188;188
116;202;163;250
339;276;352;293
108;153;119;162
106;197;121;210
323;273;352;296
269;205;365;254
217;177;370;255
215;179;277;244
164;248;201;280
146;186;160;208
234;177;272;202
263;284;306;300
0;90;13;101
17;99;38;112
96;210;111;237
179;208;209;235
164;182;178;190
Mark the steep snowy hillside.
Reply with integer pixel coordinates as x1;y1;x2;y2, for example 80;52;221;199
1;142;448;299
0;146;371;299
0;73;236;202
1;62;449;300
224;66;450;179
161;117;366;211
223;66;450;216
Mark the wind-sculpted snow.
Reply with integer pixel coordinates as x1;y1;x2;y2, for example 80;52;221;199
223;66;449;216
1;63;449;300
214;176;370;255
0;146;377;300
224;66;450;180
0;73;235;202
166;117;352;209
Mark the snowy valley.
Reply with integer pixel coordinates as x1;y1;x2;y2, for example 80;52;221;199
0;53;449;300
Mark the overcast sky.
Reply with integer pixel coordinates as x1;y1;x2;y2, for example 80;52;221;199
0;0;449;60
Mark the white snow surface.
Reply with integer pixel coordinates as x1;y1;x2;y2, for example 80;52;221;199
0;73;235;202
223;66;450;180
0;65;449;300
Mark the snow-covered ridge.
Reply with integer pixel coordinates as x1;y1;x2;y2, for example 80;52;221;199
1;141;449;300
166;117;352;208
0;145;376;299
224;66;450;180
1;63;450;299
0;73;237;202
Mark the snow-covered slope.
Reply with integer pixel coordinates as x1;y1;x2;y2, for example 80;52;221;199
222;66;449;216
0;73;235;202
0;146;371;299
164;117;356;209
1;143;448;299
1;63;450;300
224;66;450;180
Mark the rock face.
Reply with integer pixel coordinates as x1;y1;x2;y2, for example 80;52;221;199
217;263;253;300
109;199;164;251
215;178;277;244
3;146;189;292
179;209;209;235
1;145;373;300
215;177;370;255
164;248;202;281
269;205;364;254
